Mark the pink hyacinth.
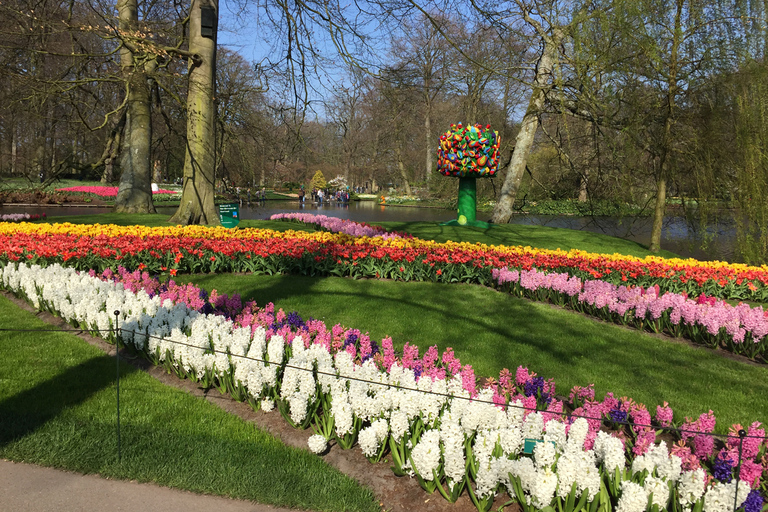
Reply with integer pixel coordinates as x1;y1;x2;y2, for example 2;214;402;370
461;364;477;397
569;384;595;405
380;337;397;371
521;395;538;418
441;347;462;376
726;422;766;460
656;402;674;427
515;366;535;386
401;342;419;370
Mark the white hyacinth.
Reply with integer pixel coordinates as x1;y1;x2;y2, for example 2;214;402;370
565;417;589;452
389;408;410;443
616;481;649;512
632;440;681;483
677;469;706;511
307;434;328;454
593;431;625;474
358;418;389;457
556;447;601;502
439;414;466;482
543;420;567;453
533;438;557;470
702;479;751;512
410;428;441;481
522;411;545;441
644;475;671;509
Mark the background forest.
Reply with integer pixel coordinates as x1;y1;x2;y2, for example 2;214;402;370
2;0;768;262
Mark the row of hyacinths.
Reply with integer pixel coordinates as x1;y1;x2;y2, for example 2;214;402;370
2;260;766;512
269;213;411;239
491;268;768;361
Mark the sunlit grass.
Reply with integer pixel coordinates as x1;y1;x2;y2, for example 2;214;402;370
0;295;378;512
179;272;768;433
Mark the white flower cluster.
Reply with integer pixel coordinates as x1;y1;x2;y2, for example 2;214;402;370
703;480;752;512
1;261;732;512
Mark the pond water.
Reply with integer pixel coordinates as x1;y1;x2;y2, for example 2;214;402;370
1;200;736;262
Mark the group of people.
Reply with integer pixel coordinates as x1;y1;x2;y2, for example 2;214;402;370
308;188;351;205
235;186;267;206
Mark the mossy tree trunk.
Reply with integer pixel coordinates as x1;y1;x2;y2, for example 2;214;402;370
170;0;220;225
115;0;156;214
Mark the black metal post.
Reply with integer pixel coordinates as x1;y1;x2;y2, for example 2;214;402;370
114;310;121;463
733;429;746;512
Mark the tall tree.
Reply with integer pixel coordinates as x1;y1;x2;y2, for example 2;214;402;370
115;0;156;213
490;1;566;224
170;0;220;225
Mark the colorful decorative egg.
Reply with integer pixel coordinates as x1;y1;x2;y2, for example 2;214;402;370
436;123;501;178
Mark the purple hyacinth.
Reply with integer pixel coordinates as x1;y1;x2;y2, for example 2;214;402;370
741;490;763;512
413;361;423;379
609;402;628;424
344;332;359;348
524;376;545;397
712;455;734;483
285;311;305;329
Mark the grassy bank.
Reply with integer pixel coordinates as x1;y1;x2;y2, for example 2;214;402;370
0;294;379;512
178;272;768;432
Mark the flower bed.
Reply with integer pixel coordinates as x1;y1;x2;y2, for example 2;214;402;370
492;268;768;362
270;213;411;239
2;221;768;303
0;213;45;222
1;260;766;512
56;185;177;196
2;221;768;361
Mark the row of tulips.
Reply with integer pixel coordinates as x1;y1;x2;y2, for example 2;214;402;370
492;268;768;362
3;219;768;303
2;260;766;512
2;220;768;361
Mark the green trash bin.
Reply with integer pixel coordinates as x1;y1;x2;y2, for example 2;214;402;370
218;203;240;228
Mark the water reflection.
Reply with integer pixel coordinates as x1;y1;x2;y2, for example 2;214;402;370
0;200;736;261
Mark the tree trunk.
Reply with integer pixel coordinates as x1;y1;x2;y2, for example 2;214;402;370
170;0;220;225
115;0;156;214
491;32;560;224
11;124;17;175
649;0;683;252
578;168;589;202
395;144;412;195
649;176;666;252
425;108;433;183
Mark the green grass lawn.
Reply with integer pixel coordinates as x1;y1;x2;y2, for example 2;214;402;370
0;295;379;512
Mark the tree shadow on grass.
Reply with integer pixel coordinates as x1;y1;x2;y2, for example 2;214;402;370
0;355;133;448
184;272;768;426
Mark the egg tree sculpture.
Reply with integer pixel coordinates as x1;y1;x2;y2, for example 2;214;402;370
436;123;500;227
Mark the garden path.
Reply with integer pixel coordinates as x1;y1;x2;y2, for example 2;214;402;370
0;458;284;512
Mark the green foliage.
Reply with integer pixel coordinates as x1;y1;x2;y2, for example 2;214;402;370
310;170;327;191
519;199;646;217
734;62;768;264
